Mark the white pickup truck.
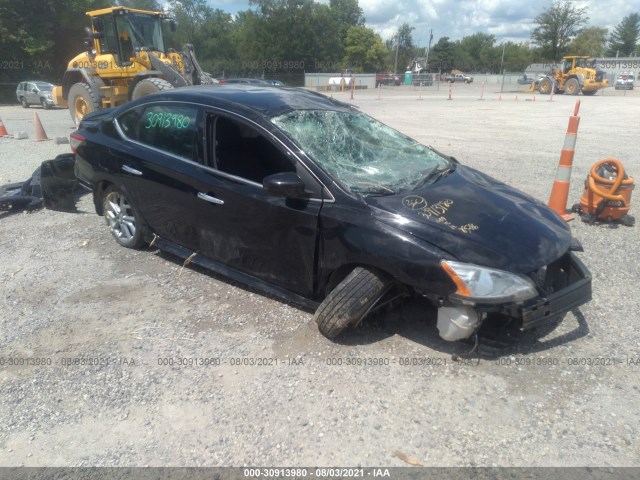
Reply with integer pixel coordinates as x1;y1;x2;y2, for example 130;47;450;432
444;73;473;83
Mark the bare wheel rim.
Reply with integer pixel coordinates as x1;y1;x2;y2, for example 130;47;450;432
74;96;88;119
105;191;136;242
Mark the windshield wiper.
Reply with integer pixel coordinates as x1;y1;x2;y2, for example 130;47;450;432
412;166;454;190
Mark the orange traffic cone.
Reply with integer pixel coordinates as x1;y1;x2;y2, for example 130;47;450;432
0;116;9;137
33;112;50;141
498;95;502;101
515;95;519;101
548;100;581;221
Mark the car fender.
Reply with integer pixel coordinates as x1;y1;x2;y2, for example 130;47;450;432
317;205;455;300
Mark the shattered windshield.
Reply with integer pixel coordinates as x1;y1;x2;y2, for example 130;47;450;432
271;110;450;196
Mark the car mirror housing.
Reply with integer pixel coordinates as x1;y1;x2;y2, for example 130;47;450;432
263;172;307;199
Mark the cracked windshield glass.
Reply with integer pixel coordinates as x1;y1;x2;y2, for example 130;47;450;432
271;110;451;196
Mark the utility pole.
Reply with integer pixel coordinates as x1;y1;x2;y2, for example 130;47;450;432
425;29;433;71
500;43;506;93
394;32;400;74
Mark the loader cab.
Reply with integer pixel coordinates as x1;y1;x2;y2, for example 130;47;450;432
89;7;166;67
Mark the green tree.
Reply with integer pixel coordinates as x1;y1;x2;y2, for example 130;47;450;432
386;23;414;73
165;0;214;53
569;26;608;56
456;32;495;71
429;36;455;71
199;9;238;75
343;26;387;72
0;0;103;84
607;13;640;57
531;0;589;61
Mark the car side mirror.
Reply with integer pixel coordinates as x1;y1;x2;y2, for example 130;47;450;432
263;172;307;199
32;89;38;93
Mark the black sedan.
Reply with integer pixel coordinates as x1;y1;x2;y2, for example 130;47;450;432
71;85;591;343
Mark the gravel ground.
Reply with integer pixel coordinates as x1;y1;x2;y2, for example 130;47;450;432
0;83;639;469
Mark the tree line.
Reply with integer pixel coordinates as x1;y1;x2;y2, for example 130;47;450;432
0;0;638;85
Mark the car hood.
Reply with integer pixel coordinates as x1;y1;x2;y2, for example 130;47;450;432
366;165;572;273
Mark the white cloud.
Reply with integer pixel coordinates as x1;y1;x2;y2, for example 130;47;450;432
215;0;640;44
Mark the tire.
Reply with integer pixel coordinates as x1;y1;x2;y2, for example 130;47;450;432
41;98;50;109
582;90;597;96
131;78;174;101
68;82;100;125
20;97;29;108
565;78;580;95
103;185;144;249
314;267;392;339
537;77;552;94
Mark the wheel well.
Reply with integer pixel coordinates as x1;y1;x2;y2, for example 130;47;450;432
62;71;84;99
93;180;112;215
322;263;393;298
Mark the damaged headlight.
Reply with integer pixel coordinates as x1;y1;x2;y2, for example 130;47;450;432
441;260;538;304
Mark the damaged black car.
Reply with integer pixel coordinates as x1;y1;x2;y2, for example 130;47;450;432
72;85;591;343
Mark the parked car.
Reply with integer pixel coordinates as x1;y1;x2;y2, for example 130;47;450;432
375;72;401;87
615;73;635;90
16;81;55;109
71;85;591;344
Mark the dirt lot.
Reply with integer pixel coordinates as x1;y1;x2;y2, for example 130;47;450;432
1;83;639;469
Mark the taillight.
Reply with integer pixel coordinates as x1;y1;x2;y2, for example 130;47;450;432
69;131;85;154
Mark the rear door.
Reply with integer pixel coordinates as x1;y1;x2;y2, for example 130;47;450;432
113;102;205;251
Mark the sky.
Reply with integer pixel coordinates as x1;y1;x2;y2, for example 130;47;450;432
208;0;640;46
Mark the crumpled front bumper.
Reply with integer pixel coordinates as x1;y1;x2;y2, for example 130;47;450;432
519;252;591;330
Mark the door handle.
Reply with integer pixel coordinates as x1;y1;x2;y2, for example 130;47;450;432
122;165;142;176
197;192;224;205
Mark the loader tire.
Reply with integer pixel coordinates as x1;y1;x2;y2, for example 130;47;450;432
537;77;553;95
565;78;580;95
131;78;174;101
68;82;100;126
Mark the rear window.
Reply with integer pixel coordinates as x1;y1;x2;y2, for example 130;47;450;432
116;103;200;161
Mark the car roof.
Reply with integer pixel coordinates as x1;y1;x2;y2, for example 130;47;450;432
134;84;356;118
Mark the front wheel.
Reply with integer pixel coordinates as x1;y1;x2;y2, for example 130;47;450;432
537;77;552;94
582;90;597;96
103;185;144;249
41;98;50;109
131;78;174;101
565;78;580;95
20;97;29;108
68;82;100;125
314;267;392;339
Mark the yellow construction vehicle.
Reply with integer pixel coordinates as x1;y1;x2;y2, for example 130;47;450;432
52;6;214;124
536;56;607;96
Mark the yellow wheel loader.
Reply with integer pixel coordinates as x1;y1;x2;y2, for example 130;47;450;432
537;56;607;96
52;7;215;125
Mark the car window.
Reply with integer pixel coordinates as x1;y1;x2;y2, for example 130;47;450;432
116;107;142;139
136;104;200;160
212;116;297;184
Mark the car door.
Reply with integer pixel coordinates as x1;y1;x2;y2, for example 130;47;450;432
112;102;205;251
26;83;37;104
193;112;325;298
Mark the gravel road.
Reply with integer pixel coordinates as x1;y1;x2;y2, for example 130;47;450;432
1;83;639;470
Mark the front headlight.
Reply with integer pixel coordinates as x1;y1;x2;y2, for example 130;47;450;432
441;260;538;304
